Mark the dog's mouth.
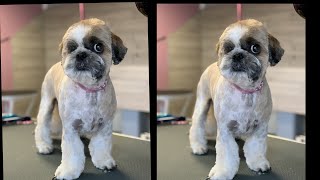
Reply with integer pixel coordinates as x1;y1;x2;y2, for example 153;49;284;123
75;64;105;80
75;62;90;71
231;62;246;72
228;59;262;82
67;59;106;81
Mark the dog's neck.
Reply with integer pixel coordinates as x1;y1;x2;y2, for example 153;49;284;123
230;80;264;94
74;79;107;93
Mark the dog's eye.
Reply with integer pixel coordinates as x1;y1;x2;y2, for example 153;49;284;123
223;41;235;54
94;43;104;53
250;44;260;54
67;42;78;53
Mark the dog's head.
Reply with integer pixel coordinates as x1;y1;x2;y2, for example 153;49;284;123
216;19;284;86
59;18;127;86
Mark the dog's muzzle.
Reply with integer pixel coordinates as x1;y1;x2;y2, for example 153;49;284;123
231;52;246;72
75;52;89;71
230;52;262;81
74;51;105;80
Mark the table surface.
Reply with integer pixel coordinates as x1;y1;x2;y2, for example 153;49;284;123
157;125;305;180
157;89;192;95
3;124;150;180
2;90;37;96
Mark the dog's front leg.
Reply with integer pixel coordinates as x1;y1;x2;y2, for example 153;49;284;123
208;130;239;180
54;129;85;180
243;123;270;173
89;121;116;172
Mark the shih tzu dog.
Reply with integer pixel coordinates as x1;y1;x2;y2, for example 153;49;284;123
34;18;127;180
189;19;284;180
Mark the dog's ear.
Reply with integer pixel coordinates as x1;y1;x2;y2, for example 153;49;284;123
59;42;63;55
216;42;220;54
111;32;128;65
268;33;284;66
216;42;221;66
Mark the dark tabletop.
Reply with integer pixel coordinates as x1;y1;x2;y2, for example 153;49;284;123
2;90;37;96
3;124;150;180
157;89;192;95
157;125;305;180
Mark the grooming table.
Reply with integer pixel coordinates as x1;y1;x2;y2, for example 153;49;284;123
157;125;305;180
3;124;150;180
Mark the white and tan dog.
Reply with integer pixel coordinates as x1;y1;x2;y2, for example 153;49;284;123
34;18;127;180
189;19;284;180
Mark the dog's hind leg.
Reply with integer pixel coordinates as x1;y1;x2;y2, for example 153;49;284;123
51;104;62;139
205;107;217;139
35;78;56;154
189;72;212;155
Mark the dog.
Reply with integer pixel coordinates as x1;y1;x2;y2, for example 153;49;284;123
34;18;127;180
189;19;284;180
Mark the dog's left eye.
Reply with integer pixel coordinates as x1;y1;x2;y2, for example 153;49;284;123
250;44;260;54
94;43;104;53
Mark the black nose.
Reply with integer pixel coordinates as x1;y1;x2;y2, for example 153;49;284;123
77;52;88;61
233;53;244;61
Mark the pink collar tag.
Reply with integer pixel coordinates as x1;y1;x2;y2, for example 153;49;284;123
231;81;264;94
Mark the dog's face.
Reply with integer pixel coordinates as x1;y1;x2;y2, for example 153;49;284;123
59;18;127;86
216;19;284;86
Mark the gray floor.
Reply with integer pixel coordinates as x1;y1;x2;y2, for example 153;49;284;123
157;125;305;180
3;124;151;180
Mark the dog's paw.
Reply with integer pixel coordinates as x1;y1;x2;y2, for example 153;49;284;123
247;157;271;174
36;143;53;154
191;143;208;155
93;157;117;173
207;164;236;180
54;163;83;180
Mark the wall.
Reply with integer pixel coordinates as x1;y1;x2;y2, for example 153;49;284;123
0;5;42;90
157;4;199;89
11;15;45;116
167;16;202;89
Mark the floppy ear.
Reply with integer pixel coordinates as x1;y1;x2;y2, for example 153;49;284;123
59;42;63;55
216;42;221;66
111;32;128;65
268;33;284;66
215;42;220;54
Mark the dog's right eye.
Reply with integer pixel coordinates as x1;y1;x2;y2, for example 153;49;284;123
223;42;235;53
67;42;78;53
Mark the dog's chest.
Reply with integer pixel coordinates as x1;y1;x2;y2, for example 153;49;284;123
214;85;271;136
59;85;116;134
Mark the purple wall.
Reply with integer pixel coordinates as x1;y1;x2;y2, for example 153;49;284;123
157;4;199;89
0;5;42;90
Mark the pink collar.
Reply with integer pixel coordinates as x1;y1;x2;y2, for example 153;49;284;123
231;81;264;94
75;81;106;93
